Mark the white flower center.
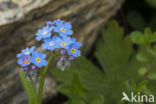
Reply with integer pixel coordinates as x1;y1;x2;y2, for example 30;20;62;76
49;41;54;46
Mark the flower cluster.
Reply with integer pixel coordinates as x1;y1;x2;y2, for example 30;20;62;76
36;19;82;70
17;19;82;74
17;46;47;76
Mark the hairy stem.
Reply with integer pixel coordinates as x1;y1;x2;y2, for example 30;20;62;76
144;44;152;80
37;54;55;104
144;62;151;80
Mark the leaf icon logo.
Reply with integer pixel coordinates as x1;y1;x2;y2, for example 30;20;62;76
121;92;130;102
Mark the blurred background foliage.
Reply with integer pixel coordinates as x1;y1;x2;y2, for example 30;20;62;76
124;0;156;31
50;0;156;103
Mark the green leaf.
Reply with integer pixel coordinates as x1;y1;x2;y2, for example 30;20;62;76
148;73;156;80
19;70;37;104
52;20;143;104
144;28;152;36
95;20;142;103
149;45;156;56
90;94;105;104
137;80;148;92
144;28;152;43
138;67;147;76
70;97;85;104
127;11;146;30
136;52;149;62
150;32;156;42
144;28;153;44
130;31;145;44
57;73;88;97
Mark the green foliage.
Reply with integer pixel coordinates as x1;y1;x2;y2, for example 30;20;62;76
131;31;145;44
130;28;156;45
52;20;156;104
57;73;88;98
146;0;156;8
136;52;149;62
131;80;148;93
125;0;156;31
130;28;156;63
19;70;37;104
148;73;156;80
138;67;147;76
127;11;146;31
150;45;156;56
130;24;156;99
53;57;105;104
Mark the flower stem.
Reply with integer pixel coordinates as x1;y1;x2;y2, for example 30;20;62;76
37;54;55;104
144;44;152;80
145;62;151;80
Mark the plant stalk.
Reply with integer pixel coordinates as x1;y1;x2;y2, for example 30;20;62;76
144;44;152;80
37;54;55;104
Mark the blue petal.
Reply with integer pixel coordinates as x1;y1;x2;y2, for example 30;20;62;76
64;22;72;29
30;46;35;52
52;35;60;40
59;32;67;37
32;51;39;57
36;30;42;36
42;60;48;66
49;26;54;31
37;63;42;68
72;42;82;49
74;50;81;57
43;38;51;43
16;53;22;58
54;27;60;32
68;48;72;55
47;21;54;25
42;43;48;49
39;52;46;59
57;22;64;27
71;38;76;42
22;48;28;53
36;36;42;41
67;30;73;35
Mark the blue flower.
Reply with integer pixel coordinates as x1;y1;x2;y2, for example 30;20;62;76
47;19;64;26
71;41;82;49
36;25;53;41
46;21;54;25
41;35;61;51
57;36;73;49
68;42;82;57
31;51;48;67
17;46;35;58
54;22;73;37
71;37;76;42
55;19;64;25
17;55;31;67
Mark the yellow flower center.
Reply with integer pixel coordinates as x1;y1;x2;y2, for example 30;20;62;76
25;52;30;55
71;48;76;53
61;43;66;47
43;31;47;35
24;60;29;64
36;58;41;63
60;28;66;33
